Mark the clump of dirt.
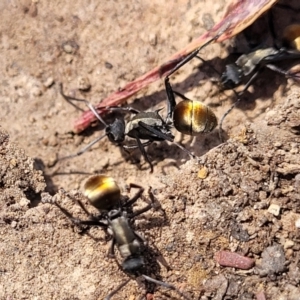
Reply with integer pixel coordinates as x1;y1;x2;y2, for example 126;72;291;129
160;95;300;299
0;128;45;223
0;95;299;299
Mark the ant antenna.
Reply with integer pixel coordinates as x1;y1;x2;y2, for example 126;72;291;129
142;275;191;300
104;279;131;300
60;83;108;126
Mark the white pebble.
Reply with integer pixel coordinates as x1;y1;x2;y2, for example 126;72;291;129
268;204;281;216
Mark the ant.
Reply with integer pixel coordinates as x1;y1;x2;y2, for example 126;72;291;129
162;28;229;138
44;175;191;300
59;84;195;173
58;29;230;168
219;23;300;135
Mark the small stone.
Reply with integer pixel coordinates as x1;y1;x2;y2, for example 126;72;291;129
63;44;73;53
47;153;58;168
258;244;285;276
11;221;17;228
149;33;157;46
198;166;208;179
48;135;58;147
295;218;300;228
10;158;17;167
65;55;73;63
284;240;294;249
105;62;113;69
274;142;282;148
214;251;255;270
29;116;36;123
256;291;266;300
268;204;280;216
32;86;42;97
295;174;300;190
62;41;78;54
43;77;54;88
19;197;30;207
286;249;294;259
78;76;91;91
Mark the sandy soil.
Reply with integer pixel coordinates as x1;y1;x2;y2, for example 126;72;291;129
0;0;300;299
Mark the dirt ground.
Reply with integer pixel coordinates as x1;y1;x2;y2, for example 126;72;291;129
0;0;300;299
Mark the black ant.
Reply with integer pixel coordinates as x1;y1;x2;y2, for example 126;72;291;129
162;28;229;138
44;175;191;300
59;84;195;173
219;23;300;137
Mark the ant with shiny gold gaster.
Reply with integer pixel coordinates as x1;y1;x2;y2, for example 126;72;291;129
162;29;229;138
59;84;195;173
43;175;191;300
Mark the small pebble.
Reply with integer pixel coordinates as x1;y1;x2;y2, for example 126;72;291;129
198;166;208;179
78;76;91;91
63;44;74;53
19;197;30;207
47;153;58;168
43;77;54;88
284;240;294;249
268;204;281;216
65;55;73;63
105;62;113;69
48;135;58;147
32;86;42;97
274;142;282;148
149;33;157;46
256;291;266;300
214;251;255;270
146;294;154;300
29;116;36;123
258;244;285;276
294;173;300;190
295;218;300;228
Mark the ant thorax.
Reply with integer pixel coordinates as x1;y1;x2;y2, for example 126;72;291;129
236;48;279;75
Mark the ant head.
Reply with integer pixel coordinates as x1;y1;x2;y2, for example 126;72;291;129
105;118;126;144
83;175;121;211
221;64;242;89
122;255;144;274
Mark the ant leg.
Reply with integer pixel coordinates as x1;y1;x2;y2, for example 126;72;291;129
172;90;193;101
125;185;163;220
165;26;228;79
107;239;116;258
122;140;152;150
59;188;92;217
124;183;144;207
218;69;261;142
138;121;196;159
165;77;177;121
104;278;131;300
135;136;154;173
164;26;228;120
49;195;107;228
266;63;300;79
142;275;192;300
196;54;222;76
60;83;108;126
58;133;107;161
